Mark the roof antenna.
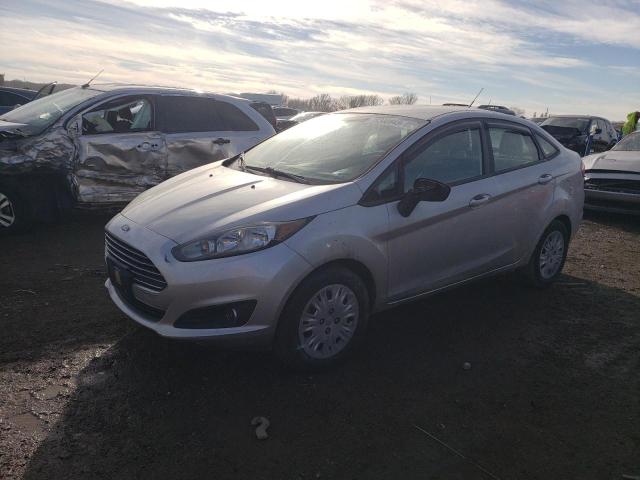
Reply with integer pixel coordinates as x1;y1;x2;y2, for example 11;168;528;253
82;69;104;89
469;88;484;107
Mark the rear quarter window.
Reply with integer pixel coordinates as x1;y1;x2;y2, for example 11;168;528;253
535;134;560;158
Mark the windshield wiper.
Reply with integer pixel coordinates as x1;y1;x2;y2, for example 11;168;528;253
245;165;309;184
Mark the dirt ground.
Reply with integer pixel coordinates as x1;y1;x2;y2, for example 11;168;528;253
1;211;639;479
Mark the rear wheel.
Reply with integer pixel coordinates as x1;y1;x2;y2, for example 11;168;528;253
274;266;370;370
524;220;569;288
0;185;31;236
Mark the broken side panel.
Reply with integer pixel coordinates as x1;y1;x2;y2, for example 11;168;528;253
73;131;167;204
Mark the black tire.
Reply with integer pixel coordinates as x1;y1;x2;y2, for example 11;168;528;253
523;220;569;288
274;266;370;371
0;184;32;236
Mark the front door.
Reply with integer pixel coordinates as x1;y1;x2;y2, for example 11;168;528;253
386;122;514;301
74;95;166;204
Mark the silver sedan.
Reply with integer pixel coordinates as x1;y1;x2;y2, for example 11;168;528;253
105;106;584;369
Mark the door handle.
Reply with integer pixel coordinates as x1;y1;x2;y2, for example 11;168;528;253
469;193;491;208
213;137;231;145
136;141;151;151
538;174;553;185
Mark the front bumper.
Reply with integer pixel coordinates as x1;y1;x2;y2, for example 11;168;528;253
584;189;640;215
104;214;312;345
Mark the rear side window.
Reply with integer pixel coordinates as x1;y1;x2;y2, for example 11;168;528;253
216;101;258;131
489;127;539;172
159;96;222;133
535;134;559;158
158;96;258;133
403;127;483;188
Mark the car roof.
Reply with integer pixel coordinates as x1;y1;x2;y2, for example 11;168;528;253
545;115;604;120
339;105;473;121
0;86;38;98
86;83;250;102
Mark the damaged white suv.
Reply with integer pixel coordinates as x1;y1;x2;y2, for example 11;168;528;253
0;84;275;234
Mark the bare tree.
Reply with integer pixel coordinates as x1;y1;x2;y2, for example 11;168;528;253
337;94;384;110
308;93;340;112
388;92;418;105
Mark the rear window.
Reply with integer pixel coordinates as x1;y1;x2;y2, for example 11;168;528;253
158;96;258;133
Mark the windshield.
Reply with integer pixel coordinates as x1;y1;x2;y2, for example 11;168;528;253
613;132;640;151
541;117;589;133
0;87;101;136
239;113;424;183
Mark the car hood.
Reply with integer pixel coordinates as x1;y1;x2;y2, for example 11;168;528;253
121;162;363;244
583;151;640;174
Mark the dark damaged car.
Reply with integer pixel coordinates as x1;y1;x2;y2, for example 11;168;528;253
540;115;617;157
0;85;275;234
583;131;640;214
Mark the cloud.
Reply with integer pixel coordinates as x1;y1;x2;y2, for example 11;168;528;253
1;0;639;118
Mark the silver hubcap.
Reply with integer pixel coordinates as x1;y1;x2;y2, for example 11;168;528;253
298;284;359;359
539;230;564;279
0;193;16;228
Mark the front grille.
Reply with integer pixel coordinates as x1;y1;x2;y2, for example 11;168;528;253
585;178;640;194
105;231;167;292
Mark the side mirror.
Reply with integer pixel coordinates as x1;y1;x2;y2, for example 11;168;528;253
397;178;451;217
67;115;81;138
595;128;602;135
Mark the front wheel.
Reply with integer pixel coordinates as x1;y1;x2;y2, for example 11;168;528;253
274;266;370;370
0;186;32;236
523;220;569;288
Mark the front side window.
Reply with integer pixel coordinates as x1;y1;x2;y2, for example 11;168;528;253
239;113;424;183
82;97;152;134
403;127;483;190
489;127;539;172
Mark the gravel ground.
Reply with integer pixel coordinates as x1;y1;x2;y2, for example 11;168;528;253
1;212;639;479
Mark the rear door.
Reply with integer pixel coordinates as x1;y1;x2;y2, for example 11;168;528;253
157;95;266;178
485;122;557;262
74;95;167;204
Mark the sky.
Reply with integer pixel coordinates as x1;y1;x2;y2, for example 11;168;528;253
1;0;639;119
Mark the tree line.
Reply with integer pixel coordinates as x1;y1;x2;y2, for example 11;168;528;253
280;92;418;112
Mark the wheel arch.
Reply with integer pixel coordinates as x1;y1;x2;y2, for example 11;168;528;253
277;257;378;326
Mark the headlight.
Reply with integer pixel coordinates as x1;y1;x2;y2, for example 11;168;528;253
172;218;313;261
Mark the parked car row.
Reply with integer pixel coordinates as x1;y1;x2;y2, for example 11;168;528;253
1;86;613;368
